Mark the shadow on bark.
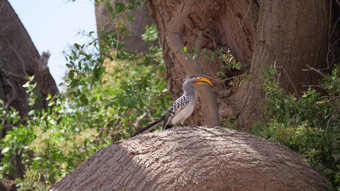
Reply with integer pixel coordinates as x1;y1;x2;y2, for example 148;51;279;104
50;126;326;191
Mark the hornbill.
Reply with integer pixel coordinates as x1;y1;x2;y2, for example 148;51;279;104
132;75;213;137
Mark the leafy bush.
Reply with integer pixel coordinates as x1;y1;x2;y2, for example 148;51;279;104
0;1;170;189
253;66;340;190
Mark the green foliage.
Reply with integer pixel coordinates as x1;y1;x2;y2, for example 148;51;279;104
215;49;241;75
0;1;170;190
0;77;37;179
142;24;158;43
181;46;241;77
1;78;104;190
253;66;340;190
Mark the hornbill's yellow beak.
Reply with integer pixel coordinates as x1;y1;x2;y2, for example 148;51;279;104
195;77;213;88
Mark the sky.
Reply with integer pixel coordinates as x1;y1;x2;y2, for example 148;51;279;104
9;0;97;87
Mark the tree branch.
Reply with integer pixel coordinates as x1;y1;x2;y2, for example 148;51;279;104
50;126;327;191
166;0;219;125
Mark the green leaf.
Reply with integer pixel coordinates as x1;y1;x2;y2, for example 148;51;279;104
28;110;35;116
115;2;125;13
183;46;187;53
74;43;80;50
106;2;114;13
127;15;135;21
2;147;9;154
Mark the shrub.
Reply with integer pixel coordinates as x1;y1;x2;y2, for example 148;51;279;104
253;66;340;190
0;1;170;189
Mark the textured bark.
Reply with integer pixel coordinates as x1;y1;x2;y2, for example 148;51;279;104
233;0;330;128
148;0;219;126
50;126;326;191
95;0;154;52
95;0;219;126
147;0;334;129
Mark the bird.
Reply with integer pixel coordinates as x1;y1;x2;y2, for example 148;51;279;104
132;75;213;137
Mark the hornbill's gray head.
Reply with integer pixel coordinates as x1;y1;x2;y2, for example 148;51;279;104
182;75;213;92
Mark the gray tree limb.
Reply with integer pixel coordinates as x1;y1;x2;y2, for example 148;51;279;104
50;126;326;191
165;0;219;126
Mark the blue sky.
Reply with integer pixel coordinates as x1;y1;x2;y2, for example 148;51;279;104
9;0;97;87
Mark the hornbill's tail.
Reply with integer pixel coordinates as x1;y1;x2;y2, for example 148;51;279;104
131;115;166;137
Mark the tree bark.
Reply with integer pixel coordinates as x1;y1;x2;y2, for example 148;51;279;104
0;0;58;116
96;0;220;126
147;0;334;129
95;0;154;53
50;126;326;191
0;0;58;185
148;0;219;126
233;0;330;128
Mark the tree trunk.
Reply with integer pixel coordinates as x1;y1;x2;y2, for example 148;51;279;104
50;126;326;191
95;0;154;53
96;0;220;126
0;0;58;186
148;0;220;126
0;0;58;116
50;2;338;190
233;0;330;128
147;0;335;129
